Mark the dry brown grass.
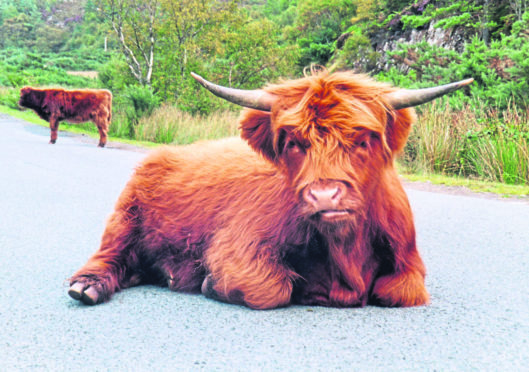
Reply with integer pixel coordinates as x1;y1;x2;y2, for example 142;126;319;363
134;105;240;144
66;71;99;79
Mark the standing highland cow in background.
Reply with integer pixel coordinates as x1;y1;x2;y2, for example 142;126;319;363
68;69;472;309
19;87;112;147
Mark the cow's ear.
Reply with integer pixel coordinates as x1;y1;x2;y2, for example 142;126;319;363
385;107;416;155
239;109;277;163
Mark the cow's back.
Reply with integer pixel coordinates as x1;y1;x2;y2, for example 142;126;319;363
62;89;112;121
122;137;290;248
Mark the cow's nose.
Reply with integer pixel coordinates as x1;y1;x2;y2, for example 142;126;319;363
303;183;344;210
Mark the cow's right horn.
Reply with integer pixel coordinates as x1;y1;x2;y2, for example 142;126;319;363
191;72;275;112
386;78;474;110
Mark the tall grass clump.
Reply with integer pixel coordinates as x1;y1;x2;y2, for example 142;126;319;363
403;101;529;185
107;112;133;139
134;105;240;144
403;101;471;175
462;105;529;184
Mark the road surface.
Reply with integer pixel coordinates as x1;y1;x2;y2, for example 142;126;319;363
1;114;528;371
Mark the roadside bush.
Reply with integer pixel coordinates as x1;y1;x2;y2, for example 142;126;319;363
123;85;160;122
119;84;161;137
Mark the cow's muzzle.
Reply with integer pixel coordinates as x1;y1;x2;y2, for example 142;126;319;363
303;181;351;221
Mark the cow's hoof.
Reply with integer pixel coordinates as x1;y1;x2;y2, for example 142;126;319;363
201;274;216;298
98;143;106;148
68;280;102;305
201;274;245;305
201;274;228;301
49;140;56;144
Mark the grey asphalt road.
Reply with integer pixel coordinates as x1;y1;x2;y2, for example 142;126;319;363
1;114;528;371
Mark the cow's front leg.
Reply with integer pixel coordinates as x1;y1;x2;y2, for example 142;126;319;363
370;248;429;307
204;239;296;309
292;261;367;307
371;185;430;307
49;116;60;144
68;207;141;305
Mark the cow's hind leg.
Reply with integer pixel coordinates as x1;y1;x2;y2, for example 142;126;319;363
68;208;142;305
94;116;108;147
95;125;108;147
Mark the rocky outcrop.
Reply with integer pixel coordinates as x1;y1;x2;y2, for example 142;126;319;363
369;22;468;72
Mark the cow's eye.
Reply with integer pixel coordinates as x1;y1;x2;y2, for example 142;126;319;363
284;139;305;158
286;140;297;150
356;139;370;150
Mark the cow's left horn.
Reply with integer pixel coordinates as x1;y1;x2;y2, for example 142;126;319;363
191;72;275;111
386;78;474;110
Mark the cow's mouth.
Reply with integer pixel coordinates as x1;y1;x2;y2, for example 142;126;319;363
313;209;351;221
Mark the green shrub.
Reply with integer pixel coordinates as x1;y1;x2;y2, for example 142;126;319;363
98;57;135;92
380;11;529;111
120;84;161;137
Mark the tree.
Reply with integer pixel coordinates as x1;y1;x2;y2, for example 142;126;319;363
509;0;528;21
97;0;160;86
155;0;238;95
212;17;299;88
284;0;357;67
35;24;69;52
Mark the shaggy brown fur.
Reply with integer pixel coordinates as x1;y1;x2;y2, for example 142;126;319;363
68;70;429;309
19;87;112;147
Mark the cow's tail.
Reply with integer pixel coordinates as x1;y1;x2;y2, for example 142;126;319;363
108;91;113;123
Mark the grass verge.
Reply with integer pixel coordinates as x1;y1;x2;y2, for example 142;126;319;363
2;104;527;198
399;168;529;198
0;104;158;148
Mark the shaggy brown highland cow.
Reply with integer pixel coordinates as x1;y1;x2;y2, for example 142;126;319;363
68;69;472;309
19;87;112;147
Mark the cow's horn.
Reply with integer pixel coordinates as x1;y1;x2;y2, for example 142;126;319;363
386;78;474;110
191;72;275;112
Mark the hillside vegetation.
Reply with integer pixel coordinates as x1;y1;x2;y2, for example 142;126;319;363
1;0;528;185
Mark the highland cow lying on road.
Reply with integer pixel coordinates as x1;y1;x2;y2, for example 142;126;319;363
68;70;472;309
19;87;112;147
